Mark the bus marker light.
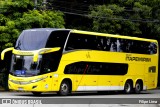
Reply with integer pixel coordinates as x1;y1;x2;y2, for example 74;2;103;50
45;84;48;89
54;80;58;82
54;74;58;78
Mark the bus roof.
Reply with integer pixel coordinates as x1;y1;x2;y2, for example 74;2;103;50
15;28;157;51
22;28;157;43
23;28;69;32
71;29;158;43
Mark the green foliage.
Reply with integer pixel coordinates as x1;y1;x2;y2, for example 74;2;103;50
16;10;64;31
89;4;124;34
1;0;33;18
88;0;160;38
0;0;65;52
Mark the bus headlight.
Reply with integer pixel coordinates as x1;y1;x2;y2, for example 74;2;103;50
30;76;48;83
9;76;48;84
30;78;42;83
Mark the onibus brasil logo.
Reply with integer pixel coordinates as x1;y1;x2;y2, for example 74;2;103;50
2;99;42;104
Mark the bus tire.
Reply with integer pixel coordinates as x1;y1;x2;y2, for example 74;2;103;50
32;92;42;96
135;81;142;94
58;80;70;96
124;81;133;94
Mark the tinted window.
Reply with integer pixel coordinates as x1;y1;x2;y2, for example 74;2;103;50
46;30;69;49
42;31;69;74
65;33;97;50
15;30;51;50
65;33;157;54
40;51;61;73
64;62;128;75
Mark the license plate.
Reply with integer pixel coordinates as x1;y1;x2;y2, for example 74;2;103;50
18;87;24;91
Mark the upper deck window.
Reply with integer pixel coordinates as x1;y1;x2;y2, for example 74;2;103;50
15;30;51;50
15;29;70;51
45;31;69;49
65;33;157;54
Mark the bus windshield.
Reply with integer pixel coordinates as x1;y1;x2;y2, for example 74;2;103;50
10;55;42;77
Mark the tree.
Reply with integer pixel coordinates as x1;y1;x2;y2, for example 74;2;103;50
89;4;124;34
0;14;19;52
88;0;159;38
16;10;64;31
0;0;65;51
0;0;65;90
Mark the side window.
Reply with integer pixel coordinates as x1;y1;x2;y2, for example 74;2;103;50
46;31;69;49
148;42;157;54
86;64;100;74
98;63;128;75
129;40;157;54
96;36;111;51
126;40;134;53
64;62;128;75
95;36;118;52
65;33;157;54
87;35;97;50
96;36;104;50
64;62;87;74
65;33;97;50
104;37;112;51
109;38;117;52
65;33;84;50
117;39;157;55
140;41;150;54
40;52;60;73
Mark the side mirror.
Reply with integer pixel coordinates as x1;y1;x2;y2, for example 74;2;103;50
1;47;14;60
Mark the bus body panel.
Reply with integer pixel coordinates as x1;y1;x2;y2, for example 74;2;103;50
8;73;54;92
2;28;158;94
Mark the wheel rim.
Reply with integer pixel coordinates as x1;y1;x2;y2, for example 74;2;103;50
61;83;68;93
136;83;141;91
125;83;131;93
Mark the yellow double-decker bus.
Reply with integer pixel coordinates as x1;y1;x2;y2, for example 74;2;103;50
1;28;158;96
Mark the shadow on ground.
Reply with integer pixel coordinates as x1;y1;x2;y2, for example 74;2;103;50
14;90;150;97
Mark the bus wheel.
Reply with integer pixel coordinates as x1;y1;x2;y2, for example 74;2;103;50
135;81;142;94
32;92;42;96
124;81;133;94
58;81;70;96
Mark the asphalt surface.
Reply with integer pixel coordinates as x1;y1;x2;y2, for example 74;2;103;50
0;89;160;107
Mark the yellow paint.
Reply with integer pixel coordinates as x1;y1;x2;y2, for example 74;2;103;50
3;29;158;93
1;47;14;60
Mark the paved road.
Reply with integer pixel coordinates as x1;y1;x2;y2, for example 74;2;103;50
0;89;160;107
